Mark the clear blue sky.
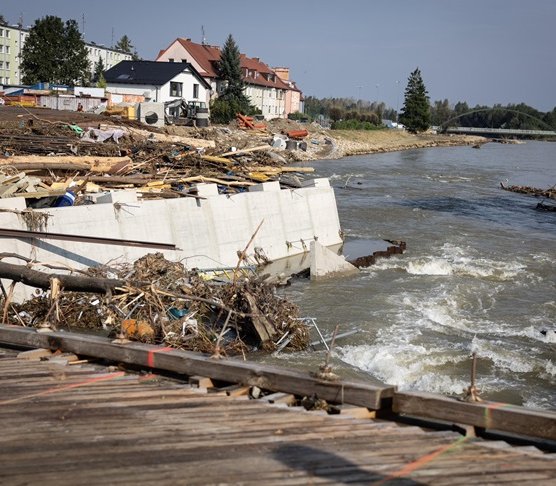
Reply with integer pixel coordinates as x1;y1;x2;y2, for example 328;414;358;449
3;0;555;111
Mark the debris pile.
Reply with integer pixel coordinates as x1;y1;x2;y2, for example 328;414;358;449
0;110;316;205
2;253;309;355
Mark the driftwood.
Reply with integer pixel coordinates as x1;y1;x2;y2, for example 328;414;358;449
1;156;133;174
0;260;127;294
500;181;555;199
99;124;216;149
221;145;272;157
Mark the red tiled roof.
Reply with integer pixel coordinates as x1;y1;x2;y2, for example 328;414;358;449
158;38;293;91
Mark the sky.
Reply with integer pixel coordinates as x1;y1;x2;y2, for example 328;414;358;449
3;0;555;112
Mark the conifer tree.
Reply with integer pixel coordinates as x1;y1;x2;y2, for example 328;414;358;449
399;68;431;133
218;34;248;102
211;34;254;123
93;58;105;83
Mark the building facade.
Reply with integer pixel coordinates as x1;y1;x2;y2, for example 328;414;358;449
86;42;132;72
0;24;28;85
156;38;303;119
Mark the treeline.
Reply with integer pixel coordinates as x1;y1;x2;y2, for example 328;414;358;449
430;101;556;130
304;96;397;128
305;95;556;132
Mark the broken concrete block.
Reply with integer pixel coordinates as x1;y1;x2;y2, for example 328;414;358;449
301;178;330;189
310;241;359;281
249;181;281;192
95;190;138;205
194;183;219;198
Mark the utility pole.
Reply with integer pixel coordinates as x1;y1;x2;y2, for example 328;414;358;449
81;14;85;36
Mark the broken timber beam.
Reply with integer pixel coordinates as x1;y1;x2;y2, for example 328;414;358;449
1;155;133;174
0;260;128;294
0;325;394;410
393;391;556;442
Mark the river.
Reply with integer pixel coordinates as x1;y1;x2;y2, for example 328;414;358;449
270;140;555;410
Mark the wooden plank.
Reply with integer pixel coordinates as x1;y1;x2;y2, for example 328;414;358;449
336;404;376;419
263;392;297;405
394;390;556;442
16;348;53;360
188;375;214;388
1;155;133;174
0;325;394;409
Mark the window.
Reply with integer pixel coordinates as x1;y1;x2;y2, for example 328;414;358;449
0;46;3;53
0;29;3;37
193;83;199;99
170;81;183;97
5;62;9;69
168;58;175;62
5;46;9;54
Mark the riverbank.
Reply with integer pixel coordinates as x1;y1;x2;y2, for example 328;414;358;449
315;129;487;160
166;119;487;162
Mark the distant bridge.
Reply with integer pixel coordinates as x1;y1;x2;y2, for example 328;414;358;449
444;126;556;138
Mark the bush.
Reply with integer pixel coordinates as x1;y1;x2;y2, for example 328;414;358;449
210;97;260;124
331;119;381;130
287;111;311;122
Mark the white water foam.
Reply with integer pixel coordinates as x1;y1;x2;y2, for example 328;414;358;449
337;343;469;395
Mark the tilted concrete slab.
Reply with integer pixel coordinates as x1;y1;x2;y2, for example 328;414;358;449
310;240;359;280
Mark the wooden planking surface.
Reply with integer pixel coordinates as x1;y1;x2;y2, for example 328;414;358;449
3;325;555;443
0;325;395;409
0;348;555;485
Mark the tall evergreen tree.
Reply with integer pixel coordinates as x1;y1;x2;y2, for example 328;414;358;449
218;34;248;102
115;34;140;60
211;34;254;123
93;57;105;83
21;16;90;85
399;68;431;133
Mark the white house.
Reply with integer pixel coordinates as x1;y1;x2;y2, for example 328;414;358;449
103;60;212;106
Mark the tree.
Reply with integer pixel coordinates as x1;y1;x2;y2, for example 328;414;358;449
399;68;431;133
214;34;253;122
21;16;90;85
115;34;140;61
93;58;105;83
0;14;7;26
430;99;453;126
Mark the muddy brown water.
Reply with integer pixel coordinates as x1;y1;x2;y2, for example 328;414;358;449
264;141;556;410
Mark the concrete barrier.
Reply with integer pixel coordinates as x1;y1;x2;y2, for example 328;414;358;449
0;178;342;276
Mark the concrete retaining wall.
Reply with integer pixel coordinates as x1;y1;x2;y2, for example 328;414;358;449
0;178;342;272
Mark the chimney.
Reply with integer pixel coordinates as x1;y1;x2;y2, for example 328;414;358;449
273;67;290;81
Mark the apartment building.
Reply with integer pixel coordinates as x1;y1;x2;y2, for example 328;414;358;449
0;22;131;87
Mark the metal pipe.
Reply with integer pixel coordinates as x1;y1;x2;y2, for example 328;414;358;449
0;227;177;250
